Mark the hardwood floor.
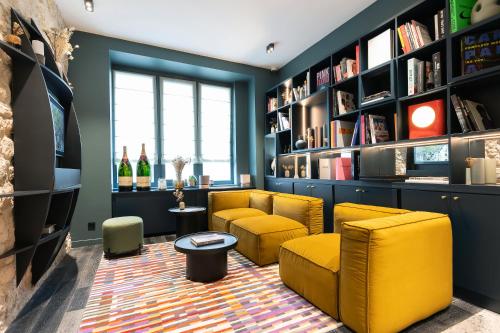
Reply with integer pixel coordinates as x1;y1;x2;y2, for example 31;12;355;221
7;235;500;333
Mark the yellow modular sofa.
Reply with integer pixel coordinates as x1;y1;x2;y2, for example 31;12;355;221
208;190;323;266
279;203;452;333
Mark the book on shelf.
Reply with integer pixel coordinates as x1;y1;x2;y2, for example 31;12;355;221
461;29;500;75
267;97;278;112
355;44;360;74
190;234;225;247
277;112;290;131
398;19;435;54
351;116;360;146
450;0;476;33
432;52;442;87
361;91;391;105
367;29;394;69
336;90;356;115
331;120;355;147
333;57;358;83
405;176;449;184
417;60;425;93
451;94;494;132
434;9;446;40
368;114;390;143
316;67;330;89
407;54;441;96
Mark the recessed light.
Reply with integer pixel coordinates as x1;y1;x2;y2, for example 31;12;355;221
266;43;275;54
84;0;94;12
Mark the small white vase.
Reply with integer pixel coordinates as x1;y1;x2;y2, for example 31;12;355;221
465;168;472;185
179;201;185;210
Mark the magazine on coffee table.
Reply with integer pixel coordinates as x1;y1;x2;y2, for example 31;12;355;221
190;234;225;247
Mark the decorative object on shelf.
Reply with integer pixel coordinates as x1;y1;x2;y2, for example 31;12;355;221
42;224;56;235
414;144;449;164
32;40;45;64
173;188;185;210
336;157;353;180
5;34;21;49
172;156;191;189
300;165;306;178
282;164;293;178
471;0;500;24
295;135;307;150
158;178;167;190
408;99;445;139
240;174;251;187
450;0;476;33
294;156;299;179
136;143;151;191
188;175;197;187
485;158;497;184
118;146;133;191
199;175;210;188
49;94;65;156
307;128;315;149
267;97;278;112
465;158;472;185
461;29;500;75
319;158;336;180
271;158;276;175
471;157;486;184
44;26;79;77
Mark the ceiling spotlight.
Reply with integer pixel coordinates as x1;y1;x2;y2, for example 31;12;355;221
266;43;275;54
84;0;94;12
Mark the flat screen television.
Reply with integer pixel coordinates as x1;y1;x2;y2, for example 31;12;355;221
49;93;65;156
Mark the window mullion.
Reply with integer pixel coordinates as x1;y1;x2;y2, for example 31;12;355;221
155;75;163;180
194;82;202;174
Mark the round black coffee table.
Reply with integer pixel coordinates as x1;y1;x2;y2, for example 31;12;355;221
174;232;238;282
168;206;206;237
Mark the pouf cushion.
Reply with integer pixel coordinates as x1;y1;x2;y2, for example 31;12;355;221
230;215;308;266
102;216;144;255
280;233;341;319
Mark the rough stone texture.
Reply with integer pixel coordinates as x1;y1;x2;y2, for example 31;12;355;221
485;139;500;182
0;1;71;332
395;148;407;176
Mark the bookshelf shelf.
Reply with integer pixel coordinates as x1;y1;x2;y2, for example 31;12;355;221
0;39;35;63
264;0;500;186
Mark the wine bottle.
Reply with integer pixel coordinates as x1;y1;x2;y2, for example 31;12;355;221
136;143;151;191
118;146;133;191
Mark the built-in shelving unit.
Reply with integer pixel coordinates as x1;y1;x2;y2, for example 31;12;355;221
265;0;500;189
0;9;81;285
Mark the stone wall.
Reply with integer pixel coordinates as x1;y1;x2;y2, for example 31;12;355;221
0;1;70;331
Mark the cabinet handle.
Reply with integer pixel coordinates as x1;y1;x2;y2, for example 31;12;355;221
310;185;315;189
441;195;447;200
355;188;361;192
361;189;366;193
453;196;460;201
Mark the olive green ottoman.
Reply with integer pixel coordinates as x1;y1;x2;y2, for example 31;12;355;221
102;216;144;256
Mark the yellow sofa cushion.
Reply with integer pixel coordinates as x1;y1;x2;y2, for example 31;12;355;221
273;193;323;234
211;208;267;232
249;191;274;214
339;211;452;333
280;234;341;319
333;202;410;233
230;215;308;266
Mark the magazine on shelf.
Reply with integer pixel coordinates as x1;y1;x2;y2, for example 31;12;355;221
368;114;390;143
190;234;225;247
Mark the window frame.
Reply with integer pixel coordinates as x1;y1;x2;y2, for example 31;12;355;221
111;66;234;189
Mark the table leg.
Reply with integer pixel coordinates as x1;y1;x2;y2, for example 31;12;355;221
185;251;228;282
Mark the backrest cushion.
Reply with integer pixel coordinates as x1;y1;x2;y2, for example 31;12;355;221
334;202;411;233
249;190;274;214
209;190;250;214
273;193;323;234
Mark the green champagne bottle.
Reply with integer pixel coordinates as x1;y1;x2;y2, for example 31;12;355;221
136;143;151;191
118;146;133;191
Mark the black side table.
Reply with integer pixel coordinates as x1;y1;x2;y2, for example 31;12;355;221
174;232;238;282
168;206;206;237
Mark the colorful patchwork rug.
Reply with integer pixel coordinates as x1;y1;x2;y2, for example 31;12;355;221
79;241;342;333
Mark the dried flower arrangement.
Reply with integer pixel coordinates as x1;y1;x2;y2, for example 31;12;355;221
173;188;184;203
171;156;191;189
44;26;79;76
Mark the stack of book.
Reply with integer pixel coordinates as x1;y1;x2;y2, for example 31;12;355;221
277;111;290;131
461;29;500;76
190;234;225;247
407;52;441;96
450;95;495;133
330;119;360;148
316;67;330;89
335;90;356;115
360;114;391;144
397;20;434;54
333;47;359;83
267;97;278;112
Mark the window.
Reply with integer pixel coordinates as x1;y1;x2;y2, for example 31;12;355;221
112;70;233;188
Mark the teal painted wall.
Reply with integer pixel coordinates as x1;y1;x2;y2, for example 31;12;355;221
277;0;417;82
68;32;275;245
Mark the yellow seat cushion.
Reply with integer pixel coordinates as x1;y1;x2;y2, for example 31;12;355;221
230;215;308;266
211;208;267;232
280;234;341;319
340;211;452;333
334;202;411;233
273;193;323;234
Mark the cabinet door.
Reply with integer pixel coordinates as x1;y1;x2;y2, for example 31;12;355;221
334;185;360;204
293;182;311;196
359;187;397;207
400;189;449;213
450;193;500;300
277;181;294;194
311;184;334;233
265;178;279;192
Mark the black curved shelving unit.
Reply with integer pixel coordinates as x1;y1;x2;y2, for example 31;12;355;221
0;9;81;285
